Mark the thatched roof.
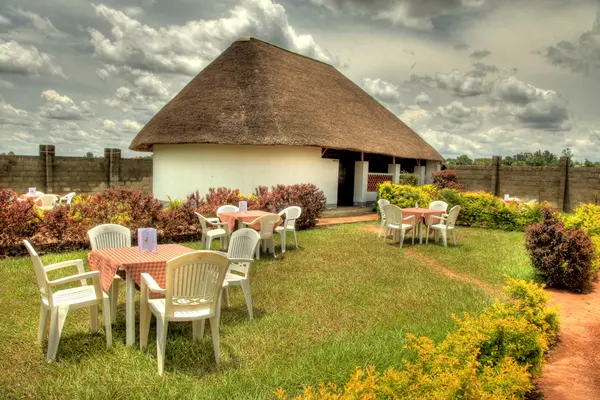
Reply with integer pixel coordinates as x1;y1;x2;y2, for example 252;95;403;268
130;37;443;161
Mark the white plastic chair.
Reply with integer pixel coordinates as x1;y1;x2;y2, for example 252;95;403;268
59;192;76;205
139;251;229;376
429;200;449;212
206;205;240;224
222;228;261;318
426;205;461;247
275;206;301;252
87;224;131;323
382;204;415;248
195;212;229;250
242;214;280;259
24;240;112;362
36;194;59;211
377;199;390;238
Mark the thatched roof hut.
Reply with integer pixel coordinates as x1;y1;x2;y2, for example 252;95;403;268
130;37;442;161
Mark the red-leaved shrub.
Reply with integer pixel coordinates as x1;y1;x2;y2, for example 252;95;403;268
38;205;88;245
257;184;327;229
525;207;596;292
0;189;40;247
432;170;465;191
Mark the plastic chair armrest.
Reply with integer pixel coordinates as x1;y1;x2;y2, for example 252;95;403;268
45;259;85;274
141;273;165;294
48;271;100;287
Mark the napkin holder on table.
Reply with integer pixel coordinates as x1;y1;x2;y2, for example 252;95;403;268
138;228;158;253
239;201;248;213
28;187;36;196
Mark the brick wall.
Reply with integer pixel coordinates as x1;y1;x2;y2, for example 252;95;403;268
0;145;152;196
452;157;600;211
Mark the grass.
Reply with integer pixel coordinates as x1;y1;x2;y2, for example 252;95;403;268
0;222;535;399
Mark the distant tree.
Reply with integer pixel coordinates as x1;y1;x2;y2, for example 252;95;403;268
473;157;492;166
7;151;15;155
85;152;94;158
445;154;473;165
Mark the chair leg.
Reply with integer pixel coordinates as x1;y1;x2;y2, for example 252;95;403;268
110;280;119;323
411;228;415;246
279;231;286;253
255;243;260;260
209;316;220;364
441;230;448;248
89;305;98;333
192;320;205;342
270;237;275;257
241;280;253;319
293;230;298;248
452;229;457;246
47;306;68;362
426;226;431;245
37;303;48;344
102;298;112;348
262;239;267;253
139;298;151;351
207;237;213;251
156;319;168;376
378;219;385;238
224;287;230;308
399;230;405;248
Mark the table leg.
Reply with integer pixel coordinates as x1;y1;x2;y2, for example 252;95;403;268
419;222;423;245
126;273;135;347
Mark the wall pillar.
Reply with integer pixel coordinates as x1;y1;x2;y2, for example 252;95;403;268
558;156;569;212
415;165;426;185
39;145;55;193
425;160;440;184
104;148;121;188
388;163;400;184
490;156;501;196
353;161;369;206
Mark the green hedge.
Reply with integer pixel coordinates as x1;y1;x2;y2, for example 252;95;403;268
276;278;559;399
377;183;545;231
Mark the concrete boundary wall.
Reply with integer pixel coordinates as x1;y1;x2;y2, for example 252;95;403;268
0;145;152;195
452;156;600;212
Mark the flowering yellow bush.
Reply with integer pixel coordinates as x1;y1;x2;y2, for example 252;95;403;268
275;279;558;400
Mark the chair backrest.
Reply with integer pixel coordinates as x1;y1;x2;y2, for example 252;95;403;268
251;214;281;237
216;205;239;216
446;205;461;228
227;228;261;277
280;206;302;230
87;224;131;250
37;194;58;208
194;212;212;234
23;240;50;299
61;192;76;205
164;251;229;318
429;201;448;212
382;204;404;225
377;199;390;218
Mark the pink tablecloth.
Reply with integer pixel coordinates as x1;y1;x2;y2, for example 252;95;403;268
218;210;281;233
88;244;195;295
402;208;445;227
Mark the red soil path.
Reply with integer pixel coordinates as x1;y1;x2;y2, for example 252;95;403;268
536;282;600;399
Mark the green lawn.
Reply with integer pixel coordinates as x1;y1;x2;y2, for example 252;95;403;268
0;223;536;399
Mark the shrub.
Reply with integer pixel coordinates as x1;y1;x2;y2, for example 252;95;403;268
257;184;327;229
0;189;39;247
563;203;600;237
38;205;88;246
525;206;596;292
432;170;464;191
397;172;420;186
197;187;246;217
378;182;438;209
275;279;558;399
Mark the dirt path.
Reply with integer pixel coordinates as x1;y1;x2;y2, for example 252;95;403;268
536;282;600;399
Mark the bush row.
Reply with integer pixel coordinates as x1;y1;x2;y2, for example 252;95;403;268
276;278;559;399
0;184;327;256
377;182;544;231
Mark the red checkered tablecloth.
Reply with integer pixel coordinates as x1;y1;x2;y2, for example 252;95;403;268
218;210;281;233
88;244;195;296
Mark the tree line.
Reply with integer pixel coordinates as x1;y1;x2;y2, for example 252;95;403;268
445;149;600;167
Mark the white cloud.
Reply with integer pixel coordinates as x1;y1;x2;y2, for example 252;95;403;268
435;70;488;97
39;90;91;120
0;79;13;89
0;15;11;25
363;77;403;104
88;0;336;76
414;91;432;105
15;8;62;36
0;39;65;77
435;101;484;133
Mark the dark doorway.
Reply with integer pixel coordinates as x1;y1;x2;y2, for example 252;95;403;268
337;157;355;206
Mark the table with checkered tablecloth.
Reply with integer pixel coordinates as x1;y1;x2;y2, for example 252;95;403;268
218;210;281;233
88;244;195;346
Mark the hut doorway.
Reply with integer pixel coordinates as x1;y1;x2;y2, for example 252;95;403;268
336;155;355;207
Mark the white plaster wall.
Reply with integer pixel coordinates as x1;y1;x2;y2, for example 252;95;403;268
153;144;339;206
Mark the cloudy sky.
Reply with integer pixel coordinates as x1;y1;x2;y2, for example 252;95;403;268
1;0;600;161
